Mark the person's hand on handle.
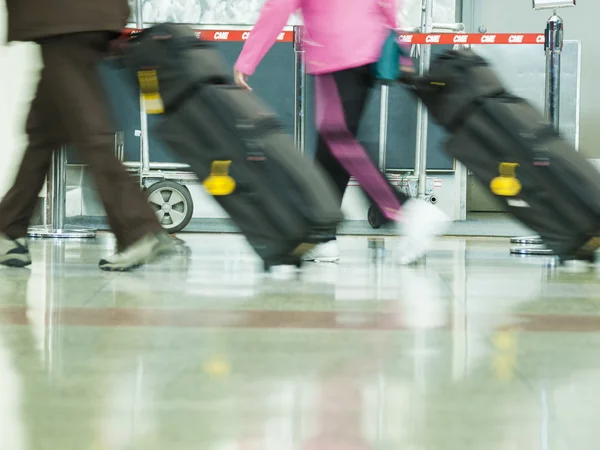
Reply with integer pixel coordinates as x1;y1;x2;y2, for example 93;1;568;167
400;54;416;74
234;69;252;91
398;57;417;85
401;63;416;74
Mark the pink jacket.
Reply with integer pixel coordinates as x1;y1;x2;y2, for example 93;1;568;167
235;0;410;76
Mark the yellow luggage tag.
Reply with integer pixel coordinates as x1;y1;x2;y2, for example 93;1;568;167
137;69;164;114
203;161;236;196
490;162;522;197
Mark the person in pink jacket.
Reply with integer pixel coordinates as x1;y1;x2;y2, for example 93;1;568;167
235;0;450;265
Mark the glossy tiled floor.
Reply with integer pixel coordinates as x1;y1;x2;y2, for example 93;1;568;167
1;233;600;450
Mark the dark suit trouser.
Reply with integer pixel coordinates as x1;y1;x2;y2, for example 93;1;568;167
0;31;161;247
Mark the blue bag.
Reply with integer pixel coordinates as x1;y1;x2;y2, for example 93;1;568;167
372;31;410;82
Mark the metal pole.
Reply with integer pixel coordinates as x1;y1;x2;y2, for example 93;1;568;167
544;12;563;129
136;0;151;182
378;85;390;172
28;147;97;239
367;77;391;231
52;149;66;230
293;25;306;155
114;131;125;162
510;12;564;255
414;0;434;199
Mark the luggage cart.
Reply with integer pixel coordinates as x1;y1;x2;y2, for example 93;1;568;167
120;4;199;233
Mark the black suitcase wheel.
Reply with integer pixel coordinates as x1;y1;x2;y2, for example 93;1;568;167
146;180;194;233
263;261;272;272
368;204;385;229
559;251;597;265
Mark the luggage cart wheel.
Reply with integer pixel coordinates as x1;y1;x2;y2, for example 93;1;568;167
368;204;385;229
146;180;194;233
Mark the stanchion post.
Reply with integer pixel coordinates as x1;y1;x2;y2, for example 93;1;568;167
378;85;390;172
510;10;565;254
414;0;434;199
52;148;66;231
28;147;97;239
544;13;563;129
293;25;306;155
136;0;151;183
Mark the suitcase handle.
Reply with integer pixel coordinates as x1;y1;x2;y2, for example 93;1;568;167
128;32;218;54
399;72;444;94
169;37;217;51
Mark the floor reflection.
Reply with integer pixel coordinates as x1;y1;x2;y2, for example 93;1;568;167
0;235;599;449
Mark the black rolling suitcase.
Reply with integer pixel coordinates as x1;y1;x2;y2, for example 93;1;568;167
404;49;600;262
115;24;343;269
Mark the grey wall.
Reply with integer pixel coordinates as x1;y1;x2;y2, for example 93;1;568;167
461;0;599;159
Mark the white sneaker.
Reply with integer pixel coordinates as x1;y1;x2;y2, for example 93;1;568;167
395;199;451;265
99;232;177;272
301;240;340;263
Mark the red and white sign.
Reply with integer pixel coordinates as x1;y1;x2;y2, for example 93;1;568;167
123;29;542;45
123;28;293;42
396;33;545;45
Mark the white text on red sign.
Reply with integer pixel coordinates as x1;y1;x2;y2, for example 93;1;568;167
480;34;496;43
395;33;545;45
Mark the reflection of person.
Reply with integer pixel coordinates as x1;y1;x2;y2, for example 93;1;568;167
234;0;449;265
300;373;373;450
0;0;174;271
0;273;100;449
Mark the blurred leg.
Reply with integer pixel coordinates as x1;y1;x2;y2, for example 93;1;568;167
0;65;56;240
314;65;450;265
314;66;408;220
37;32;163;249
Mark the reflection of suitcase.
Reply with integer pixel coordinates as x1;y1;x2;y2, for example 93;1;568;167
405;49;600;262
117;24;343;270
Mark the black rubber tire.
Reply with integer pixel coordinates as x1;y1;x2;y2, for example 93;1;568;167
146;180;194;233
368;204;384;229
